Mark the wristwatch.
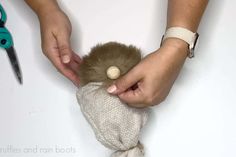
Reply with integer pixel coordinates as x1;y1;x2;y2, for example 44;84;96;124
160;27;199;58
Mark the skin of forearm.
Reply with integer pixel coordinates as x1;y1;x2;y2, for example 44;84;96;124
162;0;209;56
167;0;209;31
24;0;60;16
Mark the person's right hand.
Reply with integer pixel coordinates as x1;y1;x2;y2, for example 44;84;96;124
38;8;81;86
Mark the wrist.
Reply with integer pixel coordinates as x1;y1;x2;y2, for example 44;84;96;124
161;38;189;58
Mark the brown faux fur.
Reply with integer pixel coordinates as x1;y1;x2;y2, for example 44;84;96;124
78;42;142;87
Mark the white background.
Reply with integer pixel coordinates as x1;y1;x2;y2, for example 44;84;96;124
0;0;236;157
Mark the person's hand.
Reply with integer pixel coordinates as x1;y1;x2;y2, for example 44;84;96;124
107;39;189;108
38;7;81;86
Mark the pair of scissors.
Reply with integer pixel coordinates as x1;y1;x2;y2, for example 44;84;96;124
0;4;22;84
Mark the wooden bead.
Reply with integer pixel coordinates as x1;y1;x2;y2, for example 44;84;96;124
106;66;121;79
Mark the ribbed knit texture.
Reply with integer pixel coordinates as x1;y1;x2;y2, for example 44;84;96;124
76;82;149;157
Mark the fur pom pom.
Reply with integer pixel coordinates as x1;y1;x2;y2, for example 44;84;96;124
78;42;142;86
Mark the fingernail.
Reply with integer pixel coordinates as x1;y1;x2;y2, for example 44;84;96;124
62;55;70;63
107;85;117;93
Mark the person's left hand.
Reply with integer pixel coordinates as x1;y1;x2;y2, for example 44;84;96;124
107;39;189;108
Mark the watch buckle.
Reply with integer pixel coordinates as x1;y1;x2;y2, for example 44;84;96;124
188;33;199;58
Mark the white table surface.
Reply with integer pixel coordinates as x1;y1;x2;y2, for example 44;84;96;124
0;0;236;157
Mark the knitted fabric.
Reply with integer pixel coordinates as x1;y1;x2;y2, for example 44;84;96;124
76;82;149;157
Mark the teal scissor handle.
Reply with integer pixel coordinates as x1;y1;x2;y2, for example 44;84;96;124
0;4;7;24
0;4;13;49
0;27;13;49
0;3;22;84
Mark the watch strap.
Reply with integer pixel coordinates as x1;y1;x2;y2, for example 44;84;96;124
162;27;199;58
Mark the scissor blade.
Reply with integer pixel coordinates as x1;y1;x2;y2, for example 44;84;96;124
6;46;22;84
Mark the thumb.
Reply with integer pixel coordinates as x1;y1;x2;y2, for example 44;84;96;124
56;33;72;64
107;67;142;94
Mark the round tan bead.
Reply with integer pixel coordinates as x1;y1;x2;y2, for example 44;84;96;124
106;66;121;79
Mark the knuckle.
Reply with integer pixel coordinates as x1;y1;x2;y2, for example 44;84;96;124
129;103;146;108
146;98;154;105
42;50;49;58
42;47;48;56
58;44;70;53
143;91;167;106
152;94;167;106
144;94;154;105
42;46;52;58
157;90;167;103
137;104;147;108
160;95;167;102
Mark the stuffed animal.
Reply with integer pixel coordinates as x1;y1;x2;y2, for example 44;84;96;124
76;42;150;157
